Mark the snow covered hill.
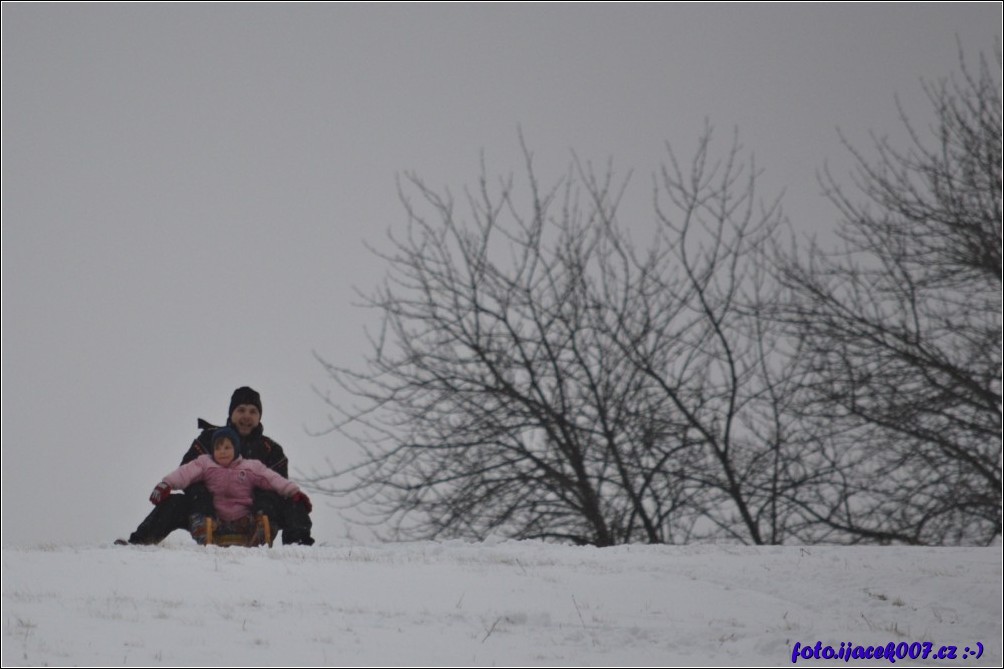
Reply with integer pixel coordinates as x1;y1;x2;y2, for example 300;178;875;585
2;539;1000;667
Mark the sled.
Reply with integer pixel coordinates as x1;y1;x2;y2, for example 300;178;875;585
201;512;273;547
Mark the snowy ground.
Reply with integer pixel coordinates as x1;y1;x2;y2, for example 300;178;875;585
2;538;1000;667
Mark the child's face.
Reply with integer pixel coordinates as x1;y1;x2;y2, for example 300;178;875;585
213;438;236;466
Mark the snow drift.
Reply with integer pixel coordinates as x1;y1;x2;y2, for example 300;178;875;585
2;539;1000;666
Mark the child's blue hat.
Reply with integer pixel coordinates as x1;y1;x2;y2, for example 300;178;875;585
211;427;242;457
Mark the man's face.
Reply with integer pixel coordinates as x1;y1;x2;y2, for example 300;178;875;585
230;403;261;437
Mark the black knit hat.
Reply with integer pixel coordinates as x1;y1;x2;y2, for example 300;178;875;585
228;386;262;417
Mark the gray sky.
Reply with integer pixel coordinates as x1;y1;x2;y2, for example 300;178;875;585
2;3;1000;546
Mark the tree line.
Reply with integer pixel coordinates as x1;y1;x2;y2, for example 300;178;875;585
310;48;1001;546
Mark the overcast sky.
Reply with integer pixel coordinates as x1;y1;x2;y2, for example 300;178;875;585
3;3;1000;546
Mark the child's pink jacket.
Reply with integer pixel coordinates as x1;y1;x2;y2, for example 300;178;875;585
162;455;300;522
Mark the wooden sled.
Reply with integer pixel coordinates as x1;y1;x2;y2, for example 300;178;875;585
203;512;273;547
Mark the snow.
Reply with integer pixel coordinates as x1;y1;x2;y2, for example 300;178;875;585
2;539;1000;667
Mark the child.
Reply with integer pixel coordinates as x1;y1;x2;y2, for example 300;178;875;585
148;427;310;528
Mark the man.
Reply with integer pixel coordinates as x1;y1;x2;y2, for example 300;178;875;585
123;386;314;545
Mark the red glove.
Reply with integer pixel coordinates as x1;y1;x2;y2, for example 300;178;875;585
149;482;172;505
291;491;312;513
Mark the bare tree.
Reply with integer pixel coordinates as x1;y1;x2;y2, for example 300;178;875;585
774;47;1002;545
309;128;822;545
595;127;827;545
310;46;998;547
311;146;706;545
